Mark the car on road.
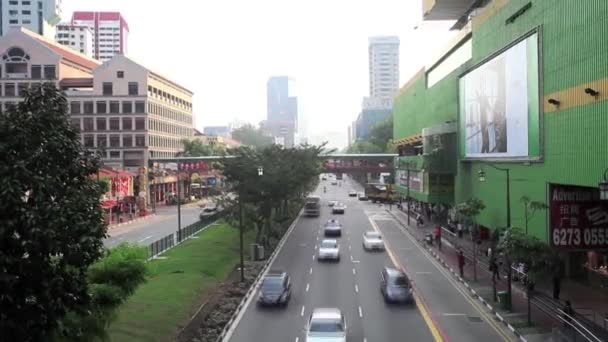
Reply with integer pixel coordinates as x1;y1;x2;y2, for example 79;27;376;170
362;231;384;251
358;192;368;201
328;200;338;207
318;239;340;261
348;190;357;197
380;267;413;304
257;270;291;307
306;308;347;342
323;219;342;237
332;202;346;214
331;180;338;185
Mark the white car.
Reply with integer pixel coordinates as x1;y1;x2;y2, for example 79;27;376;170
362;231;384;251
328;200;338;207
306;308;347;342
332;203;346;214
323;219;342;237
348;190;357;197
318;239;340;261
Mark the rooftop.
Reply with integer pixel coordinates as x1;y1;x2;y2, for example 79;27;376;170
311;308;342;320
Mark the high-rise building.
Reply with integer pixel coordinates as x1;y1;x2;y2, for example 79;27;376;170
0;0;62;38
368;36;400;105
69;11;129;61
266;76;298;147
55;22;93;56
203;126;230;137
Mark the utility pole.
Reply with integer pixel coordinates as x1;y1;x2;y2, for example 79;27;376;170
407;167;411;226
176;162;182;242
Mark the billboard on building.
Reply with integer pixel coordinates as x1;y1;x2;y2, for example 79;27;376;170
549;184;608;250
459;32;540;160
396;170;424;193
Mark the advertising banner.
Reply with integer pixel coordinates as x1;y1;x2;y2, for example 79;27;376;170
396;170;424;193
459;32;539;159
549;184;608;250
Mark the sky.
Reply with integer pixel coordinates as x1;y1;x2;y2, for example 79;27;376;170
61;0;456;148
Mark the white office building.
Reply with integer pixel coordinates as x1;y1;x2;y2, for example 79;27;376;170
0;0;62;39
69;11;129;62
55;22;93;57
368;36;400;105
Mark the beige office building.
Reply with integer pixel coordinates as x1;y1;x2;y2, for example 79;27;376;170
0;27;193;173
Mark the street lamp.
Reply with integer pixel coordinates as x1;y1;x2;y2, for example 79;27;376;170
478;169;486;182
599;168;608;201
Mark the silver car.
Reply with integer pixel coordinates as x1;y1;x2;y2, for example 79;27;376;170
306;308;347;342
362;231;384;251
318;239;340;261
323;219;342;237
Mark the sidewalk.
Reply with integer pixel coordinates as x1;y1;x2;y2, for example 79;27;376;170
388;207;558;341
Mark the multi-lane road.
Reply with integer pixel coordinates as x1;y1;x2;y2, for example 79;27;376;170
224;177;516;342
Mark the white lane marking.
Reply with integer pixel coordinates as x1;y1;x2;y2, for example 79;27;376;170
295;337;299;342
415;271;432;274
441;313;467;316
352;268;356;275
137;235;153;243
312;254;315;260
306;283;310;292
352;260;360;264
301;305;305;316
350;255;353;261
355;284;359;293
364;339;367;342
310;267;313;275
358;306;363;318
348;245;352;250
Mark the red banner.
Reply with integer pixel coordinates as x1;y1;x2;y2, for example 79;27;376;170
549;184;608;250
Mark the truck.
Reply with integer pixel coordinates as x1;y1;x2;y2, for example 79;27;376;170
365;183;396;203
335;173;343;180
304;196;321;217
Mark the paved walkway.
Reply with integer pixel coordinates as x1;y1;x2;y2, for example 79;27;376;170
387;206;608;341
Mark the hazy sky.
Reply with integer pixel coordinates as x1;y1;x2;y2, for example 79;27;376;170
62;0;456;148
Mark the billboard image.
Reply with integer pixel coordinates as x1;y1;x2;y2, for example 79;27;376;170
459;32;540;159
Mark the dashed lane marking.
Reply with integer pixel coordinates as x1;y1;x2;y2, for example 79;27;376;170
359;306;363;318
301;306;305;316
355;284;359;293
306;283;309;292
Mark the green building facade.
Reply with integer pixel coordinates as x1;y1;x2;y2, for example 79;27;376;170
394;0;608;279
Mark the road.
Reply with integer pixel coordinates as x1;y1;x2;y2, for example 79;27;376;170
225;177;516;342
104;205;201;248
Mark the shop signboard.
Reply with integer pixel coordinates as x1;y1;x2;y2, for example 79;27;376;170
549;184;608;250
396;170;424;193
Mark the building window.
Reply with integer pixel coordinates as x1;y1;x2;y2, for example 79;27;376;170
71;118;80;130
109;101;120;114
122;101;132;114
117;70;124;78
70;101;81;114
96;118;107;131
109;135;120;147
109;118;120;131
4;84;15;97
22;10;31;15
96;101;107;114
102;82;113;95
83;135;94;147
83;101;94;114
43;65;56;79
135;118;145;130
97;135;107;148
83;118;94;131
17;83;28;97
135;101;145;113
122;117;132;130
9;0;18;4
128;82;138;95
109;151;121;159
30;65;41;79
135;135;146;147
9;20;18;25
122;135;133;147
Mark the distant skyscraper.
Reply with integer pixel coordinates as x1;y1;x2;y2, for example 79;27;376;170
266;76;298;147
368;36;400;106
70;11;129;61
56;22;93;57
203;126;230;137
0;0;62;38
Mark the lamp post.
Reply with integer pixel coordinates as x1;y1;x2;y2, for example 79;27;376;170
599;168;608;201
478;164;511;306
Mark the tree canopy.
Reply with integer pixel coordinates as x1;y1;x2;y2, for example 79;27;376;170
231;124;273;149
182;138;227;157
347;116;396;153
0;84;108;340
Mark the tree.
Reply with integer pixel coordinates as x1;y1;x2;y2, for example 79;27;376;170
455;197;486;281
182;139;226;156
231;124;273;149
0;84;107;340
346;117;394;153
520;195;548;235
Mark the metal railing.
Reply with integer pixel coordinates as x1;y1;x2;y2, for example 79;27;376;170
147;211;225;260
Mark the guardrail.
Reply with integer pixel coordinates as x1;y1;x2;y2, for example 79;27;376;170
147;211;225;260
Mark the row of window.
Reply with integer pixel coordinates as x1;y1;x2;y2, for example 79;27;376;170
70;100;146;114
148;118;191;136
8;1;32;5
148;102;192;125
9;9;31;15
102;81;139;96
149;135;184;150
8;19;31;24
147;85;192;109
0;64;56;79
72;117;146;132
83;134;146;148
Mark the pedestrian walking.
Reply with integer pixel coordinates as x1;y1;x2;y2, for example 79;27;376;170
489;257;500;280
416;214;424;227
457;222;463;238
434;226;442;251
457;250;465;278
562;300;575;328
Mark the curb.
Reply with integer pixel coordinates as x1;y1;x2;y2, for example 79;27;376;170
217;207;305;342
386;210;528;342
108;214;156;229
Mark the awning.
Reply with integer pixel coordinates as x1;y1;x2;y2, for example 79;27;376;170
100;199;117;209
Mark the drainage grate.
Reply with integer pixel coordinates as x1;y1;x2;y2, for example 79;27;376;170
467;316;483;323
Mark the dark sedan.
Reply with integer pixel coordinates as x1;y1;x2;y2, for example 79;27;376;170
380;267;413;304
257;271;291;307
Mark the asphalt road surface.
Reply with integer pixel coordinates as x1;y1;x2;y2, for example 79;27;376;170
224;176;515;342
104;205;202;248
